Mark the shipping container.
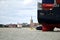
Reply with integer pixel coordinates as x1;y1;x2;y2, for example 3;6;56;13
42;4;54;10
52;7;60;16
38;9;60;24
42;0;54;4
56;0;60;4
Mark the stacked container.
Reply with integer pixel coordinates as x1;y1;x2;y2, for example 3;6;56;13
42;0;54;10
42;0;54;4
56;0;60;4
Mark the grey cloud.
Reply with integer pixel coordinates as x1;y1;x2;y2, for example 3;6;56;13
0;0;37;24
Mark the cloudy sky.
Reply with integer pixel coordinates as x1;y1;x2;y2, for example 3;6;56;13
0;0;42;24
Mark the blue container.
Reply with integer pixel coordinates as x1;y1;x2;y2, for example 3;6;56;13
42;0;54;4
